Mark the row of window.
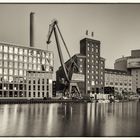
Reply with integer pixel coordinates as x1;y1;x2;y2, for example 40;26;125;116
0;91;49;98
114;87;132;91
87;80;103;85
0;54;53;66
0;45;53;58
106;82;132;86
28;85;49;91
0;63;50;70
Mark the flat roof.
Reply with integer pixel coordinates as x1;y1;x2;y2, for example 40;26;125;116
0;41;53;53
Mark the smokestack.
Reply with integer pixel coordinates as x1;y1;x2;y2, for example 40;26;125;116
30;12;35;47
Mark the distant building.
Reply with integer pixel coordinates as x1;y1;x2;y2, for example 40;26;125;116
105;68;132;94
56;38;105;95
114;49;140;93
0;42;53;99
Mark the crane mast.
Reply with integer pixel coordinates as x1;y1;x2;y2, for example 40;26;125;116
46;20;81;97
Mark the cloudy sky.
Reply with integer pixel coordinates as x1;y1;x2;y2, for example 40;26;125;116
0;4;140;77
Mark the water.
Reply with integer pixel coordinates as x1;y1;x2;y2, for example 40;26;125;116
0;102;140;137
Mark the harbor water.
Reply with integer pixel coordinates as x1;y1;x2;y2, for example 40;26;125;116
0;102;140;137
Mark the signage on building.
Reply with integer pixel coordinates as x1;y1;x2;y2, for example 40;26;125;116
71;73;85;81
127;58;140;68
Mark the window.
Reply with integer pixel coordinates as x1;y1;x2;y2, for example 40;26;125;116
33;92;35;97
110;82;113;85
0;60;2;67
14;70;18;75
14;55;18;61
96;71;98;74
19;70;23;76
14;62;18;68
38;92;40;97
9;69;13;75
4;45;8;52
4;68;8;75
24;49;28;55
29;57;32;63
33;85;35;90
0;53;2;59
14;48;18;53
29;92;31;97
29;64;32;70
19;56;23;61
87;65;89;68
47;85;49;90
9;54;13;60
87;47;89;51
87;59;89;62
38;85;40;90
0;45;2;51
33;64;36;70
47;79;49;84
19;63;23;69
80;59;82;62
19;49;23;55
42;92;44;97
9;47;13;53
4;54;8;60
115;83;118;85
4;61;8;67
96;48;98;53
33;58;36;63
24;64;27;69
0;68;2;74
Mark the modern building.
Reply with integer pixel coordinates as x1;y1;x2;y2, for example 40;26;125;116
105;68;132;94
0;42;53;99
56;37;105;95
114;49;140;93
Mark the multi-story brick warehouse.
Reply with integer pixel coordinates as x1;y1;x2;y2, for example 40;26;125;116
56;38;105;95
105;68;132;94
0;42;53;99
80;38;105;94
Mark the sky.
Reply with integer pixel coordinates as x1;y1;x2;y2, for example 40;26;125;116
0;4;140;79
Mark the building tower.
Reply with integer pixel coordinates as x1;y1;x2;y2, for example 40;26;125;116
80;38;105;95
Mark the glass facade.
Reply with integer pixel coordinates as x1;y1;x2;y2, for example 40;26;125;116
0;43;53;98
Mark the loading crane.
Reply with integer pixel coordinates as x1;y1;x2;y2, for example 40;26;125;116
46;20;82;98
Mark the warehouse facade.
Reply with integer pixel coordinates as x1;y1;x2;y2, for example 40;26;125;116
0;42;53;99
56;37;105;95
105;68;132;94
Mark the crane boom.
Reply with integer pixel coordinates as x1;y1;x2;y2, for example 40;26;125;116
46;20;82;97
46;20;70;83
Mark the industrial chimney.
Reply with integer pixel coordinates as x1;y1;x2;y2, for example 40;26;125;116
30;12;35;47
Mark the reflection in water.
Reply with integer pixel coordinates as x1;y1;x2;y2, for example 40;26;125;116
0;102;140;136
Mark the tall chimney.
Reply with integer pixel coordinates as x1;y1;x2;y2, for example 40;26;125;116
30;12;35;47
